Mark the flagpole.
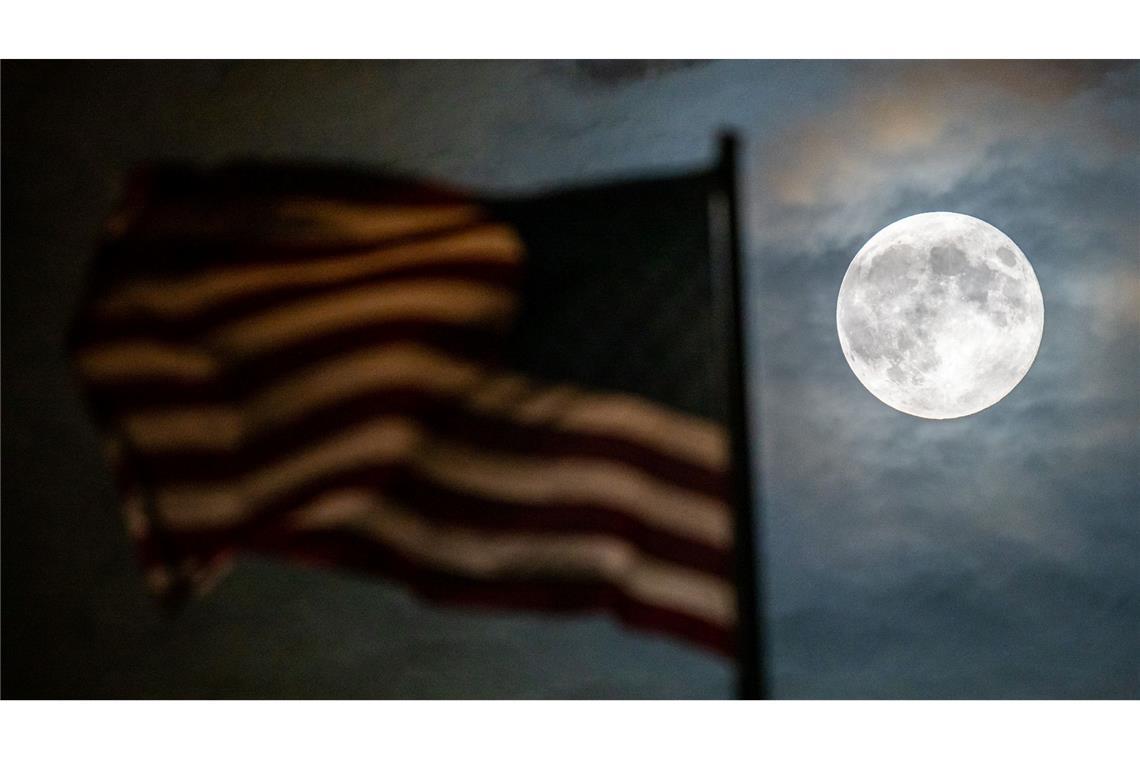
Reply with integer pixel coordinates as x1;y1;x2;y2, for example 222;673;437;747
713;133;768;699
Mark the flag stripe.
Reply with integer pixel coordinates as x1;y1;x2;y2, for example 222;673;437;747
123;388;727;499
146;459;729;575
91;223;521;323
129;492;733;654
280;492;733;623
83;261;520;347
133;468;732;581
137;484;732;614
78;340;220;384
119;197;487;247
84;323;506;409
211;278;516;357
79;279;517;370
147;527;734;655
145;417;729;546
92;343;727;474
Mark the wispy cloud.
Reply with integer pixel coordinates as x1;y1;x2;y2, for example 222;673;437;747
746;65;1140;694
749;61;1139;258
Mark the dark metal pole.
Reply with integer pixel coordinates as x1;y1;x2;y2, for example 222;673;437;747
711;133;768;699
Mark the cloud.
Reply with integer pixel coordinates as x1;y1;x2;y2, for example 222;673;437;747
744;61;1140;647
748;61;1140;259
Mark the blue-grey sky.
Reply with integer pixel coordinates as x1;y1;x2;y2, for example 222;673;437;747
4;60;1137;697
742;62;1139;697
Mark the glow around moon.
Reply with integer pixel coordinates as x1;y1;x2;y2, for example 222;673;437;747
836;212;1044;419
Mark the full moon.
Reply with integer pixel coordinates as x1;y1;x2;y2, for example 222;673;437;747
836;212;1044;419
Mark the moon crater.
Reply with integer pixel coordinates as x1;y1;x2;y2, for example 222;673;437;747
836;212;1044;419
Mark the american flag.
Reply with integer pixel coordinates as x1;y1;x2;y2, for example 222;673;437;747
70;162;737;656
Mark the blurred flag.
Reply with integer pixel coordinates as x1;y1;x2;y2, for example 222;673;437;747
70;154;741;657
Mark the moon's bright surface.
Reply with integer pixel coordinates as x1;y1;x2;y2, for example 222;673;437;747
836;212;1044;419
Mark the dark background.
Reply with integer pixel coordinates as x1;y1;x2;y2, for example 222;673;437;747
3;60;1137;698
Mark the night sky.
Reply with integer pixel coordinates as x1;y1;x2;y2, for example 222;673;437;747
4;60;1137;697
